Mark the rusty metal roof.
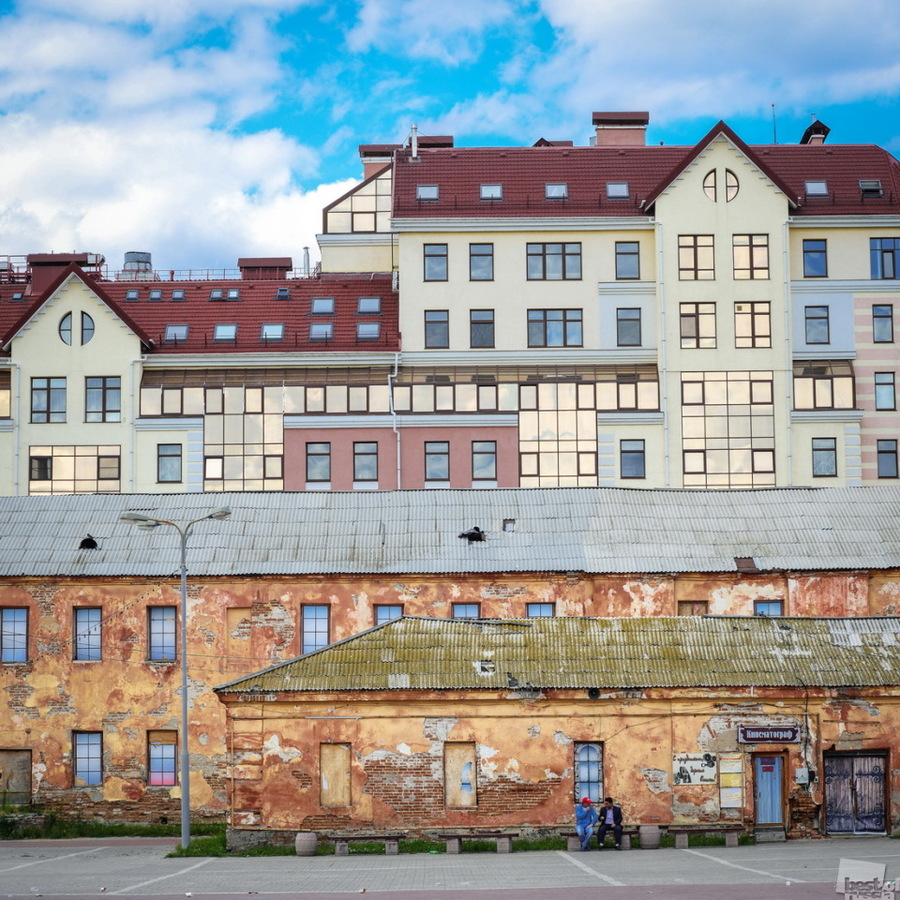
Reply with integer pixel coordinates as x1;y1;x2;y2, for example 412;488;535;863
215;614;900;694
0;486;899;578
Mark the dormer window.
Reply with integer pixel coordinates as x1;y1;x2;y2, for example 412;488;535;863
164;324;189;343
606;182;629;199
226;288;240;300
805;180;829;197
357;322;380;341
357;296;381;313
125;289;139;301
171;289;185;301
480;184;503;200
545;183;568;200
311;296;335;315
213;323;237;341
209;289;223;300
860;179;884;198
149;289;163;301
417;184;439;201
260;323;284;341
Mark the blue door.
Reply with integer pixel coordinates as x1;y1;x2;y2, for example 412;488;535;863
754;756;783;825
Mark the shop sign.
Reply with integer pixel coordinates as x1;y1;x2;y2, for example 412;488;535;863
738;725;800;743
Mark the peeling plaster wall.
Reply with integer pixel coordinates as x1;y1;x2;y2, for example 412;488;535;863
220;687;900;837
2;569;898;823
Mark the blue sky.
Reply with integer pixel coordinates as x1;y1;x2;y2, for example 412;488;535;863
1;0;899;271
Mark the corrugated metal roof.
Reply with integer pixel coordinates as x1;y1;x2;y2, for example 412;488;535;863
0;486;898;579
215;615;900;693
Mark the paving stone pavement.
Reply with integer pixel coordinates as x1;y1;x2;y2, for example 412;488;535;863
0;836;896;899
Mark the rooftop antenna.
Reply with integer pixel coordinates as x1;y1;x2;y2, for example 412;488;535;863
410;123;418;160
771;103;777;144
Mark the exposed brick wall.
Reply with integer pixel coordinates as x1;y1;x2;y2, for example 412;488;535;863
787;788;823;839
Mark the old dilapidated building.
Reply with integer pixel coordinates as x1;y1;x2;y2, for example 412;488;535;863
215;615;900;842
0;486;899;830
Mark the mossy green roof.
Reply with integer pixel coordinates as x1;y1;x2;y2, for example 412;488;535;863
215;615;900;694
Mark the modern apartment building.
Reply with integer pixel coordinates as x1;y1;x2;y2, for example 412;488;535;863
1;112;899;495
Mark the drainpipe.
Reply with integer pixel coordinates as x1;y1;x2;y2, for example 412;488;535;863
9;361;21;495
655;220;671;487
129;356;143;491
782;219;793;486
388;352;401;488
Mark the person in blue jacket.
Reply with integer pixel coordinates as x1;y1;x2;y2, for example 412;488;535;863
574;796;598;850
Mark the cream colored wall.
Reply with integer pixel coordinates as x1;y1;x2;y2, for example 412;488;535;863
318;240;396;274
654;137;790;371
10;275;143;491
787;226;871;281
597;420;668;487
397;228;655;352
133;425;205;493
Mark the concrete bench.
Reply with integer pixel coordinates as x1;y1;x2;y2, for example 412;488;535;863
562;827;638;851
668;825;743;849
328;833;404;856
438;831;519;854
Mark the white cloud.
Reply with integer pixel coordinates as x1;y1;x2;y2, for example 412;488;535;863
346;0;516;64
530;0;900;124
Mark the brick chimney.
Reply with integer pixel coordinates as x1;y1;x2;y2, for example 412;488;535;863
591;112;650;147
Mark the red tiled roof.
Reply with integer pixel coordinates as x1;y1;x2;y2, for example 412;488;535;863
392;126;900;219
0;270;399;356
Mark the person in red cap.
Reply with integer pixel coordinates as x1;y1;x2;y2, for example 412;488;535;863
574;796;598;850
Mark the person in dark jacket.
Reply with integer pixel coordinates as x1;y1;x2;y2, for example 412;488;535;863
596;796;623;849
574;796;598;851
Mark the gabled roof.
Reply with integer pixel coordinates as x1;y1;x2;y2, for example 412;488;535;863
643;120;799;209
391;121;900;220
215;614;900;694
0;269;399;357
1;485;898;578
0;264;154;352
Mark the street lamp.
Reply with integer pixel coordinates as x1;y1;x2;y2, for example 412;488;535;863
120;506;232;849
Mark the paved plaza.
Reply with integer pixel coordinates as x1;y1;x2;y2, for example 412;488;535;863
0;836;897;900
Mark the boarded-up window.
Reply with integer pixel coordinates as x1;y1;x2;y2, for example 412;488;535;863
444;742;477;807
320;743;351;807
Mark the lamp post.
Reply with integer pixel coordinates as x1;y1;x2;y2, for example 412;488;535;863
120;506;232;849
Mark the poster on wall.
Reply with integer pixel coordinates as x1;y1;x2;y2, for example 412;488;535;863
718;753;744;808
672;753;717;785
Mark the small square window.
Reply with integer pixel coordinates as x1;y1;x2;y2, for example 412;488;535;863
260;323;284;341
452;603;480;619
209;289;223;300
860;179;883;197
357;296;381;313
754;600;783;616
480;184;503;200
310;322;333;341
606;182;629;199
311;297;335;315
357;322;380;341
226;288;240;300
417;184;439;201
164;324;189;343
804;180;829;197
275;286;291;300
124;289;139;301
545;183;568;200
213;324;237;341
171;289;185;301
148;289;162;301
